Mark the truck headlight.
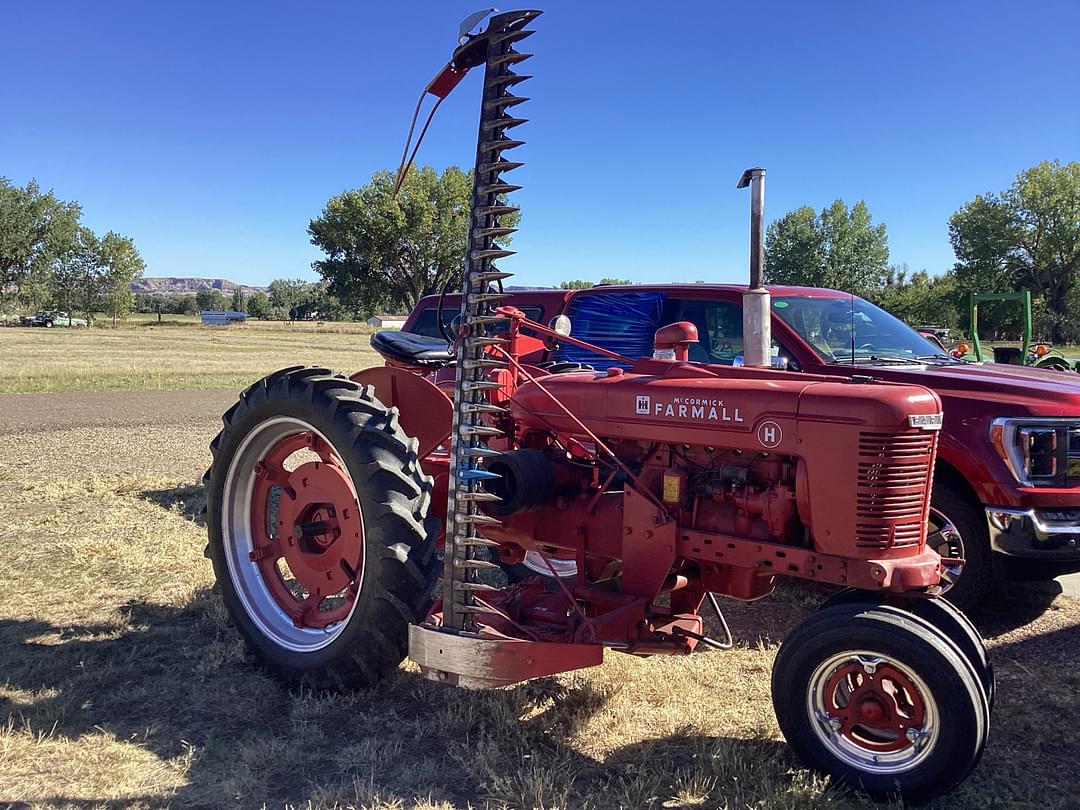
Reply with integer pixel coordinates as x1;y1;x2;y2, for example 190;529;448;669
990;417;1080;486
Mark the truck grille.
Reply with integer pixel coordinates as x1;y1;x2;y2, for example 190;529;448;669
855;432;935;549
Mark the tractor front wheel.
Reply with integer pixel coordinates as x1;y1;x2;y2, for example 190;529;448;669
205;366;440;688
772;603;989;801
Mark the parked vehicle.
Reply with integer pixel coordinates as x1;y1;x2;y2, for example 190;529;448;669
966;290;1078;372
27;311;88;328
403;283;1080;608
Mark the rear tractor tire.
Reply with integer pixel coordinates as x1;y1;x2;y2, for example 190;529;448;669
772;602;989;801
204;366;440;688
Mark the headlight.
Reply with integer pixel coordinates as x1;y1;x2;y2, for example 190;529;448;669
990;417;1080;486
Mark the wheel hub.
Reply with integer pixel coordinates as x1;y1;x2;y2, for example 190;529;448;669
246;430;365;630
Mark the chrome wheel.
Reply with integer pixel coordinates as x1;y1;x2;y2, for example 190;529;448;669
927;506;964;593
806;649;941;775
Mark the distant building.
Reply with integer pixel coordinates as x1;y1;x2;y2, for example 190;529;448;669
366;314;407;329
201;310;248;326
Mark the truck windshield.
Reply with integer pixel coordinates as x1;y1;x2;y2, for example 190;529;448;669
772;295;947;364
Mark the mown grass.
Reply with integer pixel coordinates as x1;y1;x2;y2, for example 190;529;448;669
0;323;383;393
0;411;1078;808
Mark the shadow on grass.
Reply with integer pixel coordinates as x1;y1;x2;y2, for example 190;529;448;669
139;483;207;528
2;592;1079;809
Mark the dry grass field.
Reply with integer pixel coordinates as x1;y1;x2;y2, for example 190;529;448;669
0;322;382;394
0;331;1079;809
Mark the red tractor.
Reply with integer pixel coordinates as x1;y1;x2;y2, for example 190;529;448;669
204;10;991;800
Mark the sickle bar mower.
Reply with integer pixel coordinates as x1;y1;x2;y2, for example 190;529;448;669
203;10;991;800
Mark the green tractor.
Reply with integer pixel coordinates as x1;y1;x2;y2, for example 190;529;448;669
959;290;1079;372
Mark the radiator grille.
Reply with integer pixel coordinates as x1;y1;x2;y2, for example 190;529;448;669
855;431;935;549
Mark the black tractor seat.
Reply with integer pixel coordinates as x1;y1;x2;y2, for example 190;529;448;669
370;330;455;368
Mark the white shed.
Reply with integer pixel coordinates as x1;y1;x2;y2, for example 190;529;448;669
366;314;407;329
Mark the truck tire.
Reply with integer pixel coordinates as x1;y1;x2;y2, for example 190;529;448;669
205;366;440;688
928;477;994;611
772;603;989;801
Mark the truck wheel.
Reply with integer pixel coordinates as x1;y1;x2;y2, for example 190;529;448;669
820;589;994;710
772;603;989;801
928;478;993;611
205;366;440;688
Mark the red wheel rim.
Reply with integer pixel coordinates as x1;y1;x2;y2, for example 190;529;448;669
248;431;364;630
822;659;928;753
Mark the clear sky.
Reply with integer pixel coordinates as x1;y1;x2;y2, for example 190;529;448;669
3;1;1078;289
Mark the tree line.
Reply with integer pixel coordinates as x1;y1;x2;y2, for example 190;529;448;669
764;160;1080;343
1;178;145;323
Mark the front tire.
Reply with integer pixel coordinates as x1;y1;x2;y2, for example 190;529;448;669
928;477;994;610
772;603;989;801
205;366;440;688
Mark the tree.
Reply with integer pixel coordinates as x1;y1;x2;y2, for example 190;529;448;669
230;286;246;313
559;277;632;289
0;178;82;309
949;160;1080;343
98;231;145;324
51;226;98;320
764;199;889;294
309;165;518;314
196;289;228;311
869;264;960;333
246;291;272;319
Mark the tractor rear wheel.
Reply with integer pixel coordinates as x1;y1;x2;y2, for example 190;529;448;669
772;603;989;801
205;366;440;688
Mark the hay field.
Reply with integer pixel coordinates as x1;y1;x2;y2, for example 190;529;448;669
0;323;382;394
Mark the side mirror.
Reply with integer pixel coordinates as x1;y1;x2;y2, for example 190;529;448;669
548;315;571;336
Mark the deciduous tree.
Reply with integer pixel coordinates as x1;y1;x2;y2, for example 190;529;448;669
309;166;518;314
949;160;1080;342
764;200;889;294
98;231;145;324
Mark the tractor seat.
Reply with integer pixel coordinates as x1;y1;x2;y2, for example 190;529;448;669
370;330;454;368
993;346;1023;365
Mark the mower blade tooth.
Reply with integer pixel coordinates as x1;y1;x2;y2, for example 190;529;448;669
469;270;515;282
454;534;500;548
462;360;507;373
457;492;503;504
470;248;516;261
455;557;502;569
459;446;502;460
484;94;529;111
478;161;525;176
462;402;508;414
458;513;503;526
462;379;503;391
490;27;536;46
489;51;532;67
455;581;502;592
457;468;501;482
482;116;528;132
480;139;526;154
459;424;504;438
478;182;523;196
489;73;532;88
474;204;520;219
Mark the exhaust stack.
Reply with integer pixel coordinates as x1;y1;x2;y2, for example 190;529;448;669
737;167;771;368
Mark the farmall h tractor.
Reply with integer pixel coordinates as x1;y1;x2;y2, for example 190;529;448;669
204;10;991;800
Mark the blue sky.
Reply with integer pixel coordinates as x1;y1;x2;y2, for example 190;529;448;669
3;1;1078;288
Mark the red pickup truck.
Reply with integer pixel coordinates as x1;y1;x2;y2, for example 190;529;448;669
398;283;1080;608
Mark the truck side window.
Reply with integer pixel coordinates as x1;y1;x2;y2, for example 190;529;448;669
669;299;786;366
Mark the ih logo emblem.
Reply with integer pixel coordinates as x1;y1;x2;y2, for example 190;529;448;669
757;420;783;448
635;395;651;415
